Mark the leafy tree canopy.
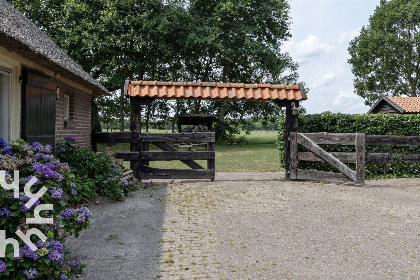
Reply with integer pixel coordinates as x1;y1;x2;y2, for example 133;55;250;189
348;0;420;105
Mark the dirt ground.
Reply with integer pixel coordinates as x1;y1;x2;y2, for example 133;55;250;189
70;173;420;280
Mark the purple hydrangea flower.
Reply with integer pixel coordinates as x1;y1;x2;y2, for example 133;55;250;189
0;259;6;273
61;208;75;219
0;137;9;148
37;240;49;248
69;260;79;267
66;136;77;142
23;267;38;279
0;208;11;217
59;148;66;153
34;152;45;160
23;244;39;260
50;240;63;252
19;204;29;212
48;250;64;265
50;188;63;200
76;215;86;223
14;249;23;260
71;182;76;189
77;207;92;218
30;142;42;152
72;189;78;196
59;273;68;280
42;144;52;153
2;147;13;155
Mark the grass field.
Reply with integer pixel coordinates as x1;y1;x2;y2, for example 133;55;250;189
99;130;282;172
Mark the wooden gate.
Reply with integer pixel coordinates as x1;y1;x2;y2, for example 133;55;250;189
289;132;365;184
289;132;420;184
92;132;216;181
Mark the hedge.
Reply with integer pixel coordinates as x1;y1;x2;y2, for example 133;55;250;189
278;113;420;179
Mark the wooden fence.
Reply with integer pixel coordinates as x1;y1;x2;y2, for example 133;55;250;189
92;132;215;181
290;132;420;184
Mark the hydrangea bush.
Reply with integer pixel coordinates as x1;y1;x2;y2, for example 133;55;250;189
57;137;140;201
0;139;87;279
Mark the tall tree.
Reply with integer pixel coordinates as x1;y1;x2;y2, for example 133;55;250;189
348;0;420;105
183;0;300;140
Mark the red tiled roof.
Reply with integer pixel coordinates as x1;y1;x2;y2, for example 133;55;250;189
388;96;420;113
127;81;306;101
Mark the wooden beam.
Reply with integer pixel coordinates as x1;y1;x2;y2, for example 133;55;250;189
130;97;141;179
91;132;140;143
141;151;215;161
289;132;298;179
355;133;365;184
298;152;357;163
141;132;215;143
366;135;420;147
366;153;420;162
140;166;215;180
297;133;357;182
302;133;357;145
284;102;299;179
297;169;353;183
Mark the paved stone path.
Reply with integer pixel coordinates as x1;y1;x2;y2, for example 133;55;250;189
67;174;420;279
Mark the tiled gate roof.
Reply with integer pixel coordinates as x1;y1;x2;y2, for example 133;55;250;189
126;81;306;101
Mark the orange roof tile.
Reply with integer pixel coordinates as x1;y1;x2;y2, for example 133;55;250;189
126;81;306;101
388;96;420;113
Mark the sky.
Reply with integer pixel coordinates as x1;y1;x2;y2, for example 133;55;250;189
284;0;381;114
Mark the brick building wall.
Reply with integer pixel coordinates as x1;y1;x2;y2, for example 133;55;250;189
55;82;92;149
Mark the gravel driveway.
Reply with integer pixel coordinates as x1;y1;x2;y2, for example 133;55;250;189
70;173;420;279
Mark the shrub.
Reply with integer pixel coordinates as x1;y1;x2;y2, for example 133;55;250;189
278;113;420;178
0;139;88;279
56;137;140;201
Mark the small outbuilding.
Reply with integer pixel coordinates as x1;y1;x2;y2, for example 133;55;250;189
0;0;109;148
368;96;420;114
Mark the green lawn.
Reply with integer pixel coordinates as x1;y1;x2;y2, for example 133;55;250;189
99;130;282;172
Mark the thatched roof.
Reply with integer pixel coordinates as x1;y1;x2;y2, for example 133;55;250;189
0;0;109;96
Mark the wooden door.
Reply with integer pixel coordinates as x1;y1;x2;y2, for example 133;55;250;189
21;70;57;149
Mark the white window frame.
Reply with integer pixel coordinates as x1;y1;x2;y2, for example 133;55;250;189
0;68;11;141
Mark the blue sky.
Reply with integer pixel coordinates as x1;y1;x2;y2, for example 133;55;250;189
284;0;381;114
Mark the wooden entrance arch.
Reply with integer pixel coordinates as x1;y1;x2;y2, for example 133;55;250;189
123;81;307;180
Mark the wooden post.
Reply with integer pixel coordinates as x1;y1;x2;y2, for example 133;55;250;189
285;101;299;179
207;141;216;181
289;132;298;180
355;133;365;185
130;97;142;179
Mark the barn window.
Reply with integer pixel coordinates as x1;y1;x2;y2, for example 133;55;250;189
0;68;11;141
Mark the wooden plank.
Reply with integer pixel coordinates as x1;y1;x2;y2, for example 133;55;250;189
365;135;420;147
355;133;365;185
115;152;139;161
297;133;357;182
140;166;215;180
153;142;204;169
92;132;140;143
141;151;215;161
141;132;215;143
298;152;357;163
302;133;357;145
207;142;216;181
297;169;353;182
366;153;420;162
289;132;298;180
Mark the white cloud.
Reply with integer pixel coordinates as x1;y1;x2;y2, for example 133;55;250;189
283;34;335;64
313;73;336;88
338;28;361;44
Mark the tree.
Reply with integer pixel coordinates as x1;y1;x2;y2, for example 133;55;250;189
348;0;420;105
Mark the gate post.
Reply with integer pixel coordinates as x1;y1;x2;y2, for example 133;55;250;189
285;101;299;179
130;97;142;179
355;133;365;184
